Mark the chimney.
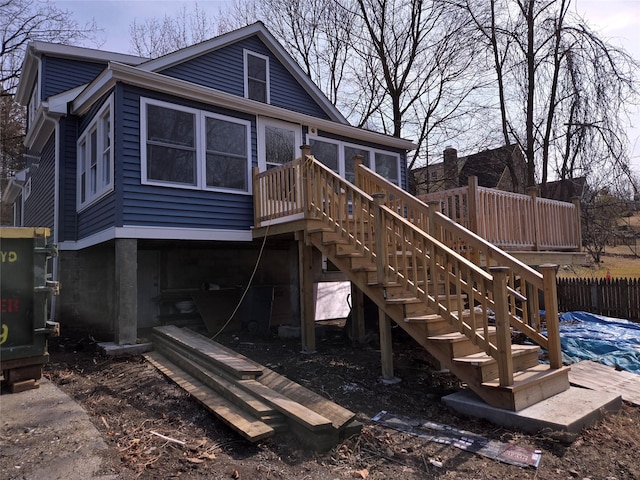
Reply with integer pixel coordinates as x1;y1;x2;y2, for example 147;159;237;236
443;146;458;190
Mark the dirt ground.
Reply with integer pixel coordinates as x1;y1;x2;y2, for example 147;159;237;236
9;323;640;479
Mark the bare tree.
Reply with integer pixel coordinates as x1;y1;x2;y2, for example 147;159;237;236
221;0;481;173
129;3;222;58
456;0;639;192
0;0;98;94
0;0;98;203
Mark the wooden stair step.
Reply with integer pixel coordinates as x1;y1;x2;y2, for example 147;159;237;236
144;351;275;442
404;310;472;324
238;379;333;432
453;345;541;383
428;327;496;344
482;364;569;392
153;325;263;379
453;344;540;367
153;339;283;423
481;365;571;411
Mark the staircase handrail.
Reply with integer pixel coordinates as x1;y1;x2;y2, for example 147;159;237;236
293;157;506;369
354;163;561;367
253;156;561;384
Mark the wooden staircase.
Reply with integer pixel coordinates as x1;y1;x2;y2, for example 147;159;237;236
146;325;360;450
253;154;571;412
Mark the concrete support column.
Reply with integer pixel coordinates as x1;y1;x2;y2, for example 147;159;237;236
115;238;138;345
298;236;316;353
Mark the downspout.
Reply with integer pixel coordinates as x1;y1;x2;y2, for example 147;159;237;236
42;108;61;322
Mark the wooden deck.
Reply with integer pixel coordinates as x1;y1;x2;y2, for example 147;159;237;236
250;154;571;411
568;361;640;406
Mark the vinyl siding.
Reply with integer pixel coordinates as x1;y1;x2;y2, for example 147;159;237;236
23;133;55;229
119;84;255;231
160;36;330;119
59;117;77;242
41;55;106;100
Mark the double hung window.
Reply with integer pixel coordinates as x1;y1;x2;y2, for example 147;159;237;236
141;98;251;194
77;95;114;210
244;50;270;103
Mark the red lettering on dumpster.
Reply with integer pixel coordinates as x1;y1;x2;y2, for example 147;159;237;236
0;298;19;313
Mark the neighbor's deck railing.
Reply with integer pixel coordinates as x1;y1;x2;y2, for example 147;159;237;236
253;153;563;387
417;177;582;251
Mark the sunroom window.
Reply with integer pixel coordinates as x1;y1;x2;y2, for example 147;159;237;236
307;134;401;185
205;116;248;191
77;95;114;210
145;103;197;185
141;98;252;194
244;50;269;103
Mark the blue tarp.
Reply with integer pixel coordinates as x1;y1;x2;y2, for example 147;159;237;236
558;311;640;373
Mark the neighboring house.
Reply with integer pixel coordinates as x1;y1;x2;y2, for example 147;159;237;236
413;144;527;195
539;177;587;202
5;22;414;344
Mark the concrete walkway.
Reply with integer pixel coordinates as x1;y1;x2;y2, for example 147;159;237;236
0;378;121;480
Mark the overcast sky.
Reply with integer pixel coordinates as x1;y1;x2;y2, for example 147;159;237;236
52;0;640;174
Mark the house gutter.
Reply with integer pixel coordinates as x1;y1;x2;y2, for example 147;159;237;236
72;62;417;151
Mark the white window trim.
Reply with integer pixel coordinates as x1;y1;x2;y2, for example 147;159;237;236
257;117;302;171
140;97;253;195
77;95;114;211
243;49;270;104
24;177;32;200
28;80;39;128
306;134;401;185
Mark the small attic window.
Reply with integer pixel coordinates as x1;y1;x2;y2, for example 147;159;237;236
244;50;269;104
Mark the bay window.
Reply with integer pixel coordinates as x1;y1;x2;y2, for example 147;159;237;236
77;95;114;210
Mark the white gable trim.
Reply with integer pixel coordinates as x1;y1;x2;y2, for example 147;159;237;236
72;62;416;151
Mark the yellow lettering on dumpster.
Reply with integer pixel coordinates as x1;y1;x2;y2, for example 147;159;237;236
0;251;18;262
0;324;7;345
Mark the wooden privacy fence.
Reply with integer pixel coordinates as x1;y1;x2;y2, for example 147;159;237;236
557;277;640;321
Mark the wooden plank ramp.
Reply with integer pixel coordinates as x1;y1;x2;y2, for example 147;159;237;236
568;360;640;406
148;326;361;450
144;351;275;442
153;325;263;379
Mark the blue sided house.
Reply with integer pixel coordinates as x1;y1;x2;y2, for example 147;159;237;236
7;22;415;346
6;22;587;415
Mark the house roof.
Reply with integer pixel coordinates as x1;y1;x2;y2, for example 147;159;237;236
16;41;147;105
458;144;521;187
72;61;416;151
540;177;587;202
17;23;416;152
138;22;347;124
1;168;28;204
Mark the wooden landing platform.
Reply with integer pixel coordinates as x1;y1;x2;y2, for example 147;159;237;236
568;361;640;406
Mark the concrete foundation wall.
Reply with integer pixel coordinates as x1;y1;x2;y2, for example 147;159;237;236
56;239;299;339
57;242;116;339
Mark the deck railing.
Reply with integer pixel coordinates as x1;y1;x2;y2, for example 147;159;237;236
418;177;582;251
253;155;563;387
355;164;561;350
